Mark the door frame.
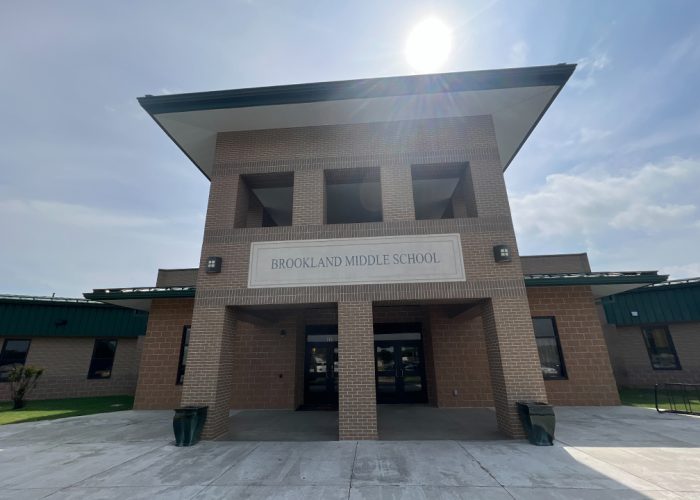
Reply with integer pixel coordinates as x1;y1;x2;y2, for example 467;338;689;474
374;323;428;404
303;325;339;407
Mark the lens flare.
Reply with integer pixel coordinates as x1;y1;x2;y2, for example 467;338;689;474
405;17;452;73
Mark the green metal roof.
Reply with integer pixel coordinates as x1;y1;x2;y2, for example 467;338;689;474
602;278;700;326
0;294;148;338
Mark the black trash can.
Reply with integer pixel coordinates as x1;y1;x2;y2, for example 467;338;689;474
516;401;555;446
173;406;208;446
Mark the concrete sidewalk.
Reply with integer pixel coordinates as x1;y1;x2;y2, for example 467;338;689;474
0;406;698;498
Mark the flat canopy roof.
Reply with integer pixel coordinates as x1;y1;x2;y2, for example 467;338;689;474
138;64;575;179
85;270;665;311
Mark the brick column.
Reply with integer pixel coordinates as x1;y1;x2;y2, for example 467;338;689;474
481;297;548;438
293;169;324;225
337;301;377;440
380;162;415;221
180;304;236;439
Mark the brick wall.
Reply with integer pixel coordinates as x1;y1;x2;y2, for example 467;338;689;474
230;314;300;409
605;322;700;388
338;301;377;440
133;298;193;409
527;286;620;405
183;115;548;438
0;336;140;401
427;306;493;407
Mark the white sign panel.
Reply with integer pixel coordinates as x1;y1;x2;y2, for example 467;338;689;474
248;233;465;288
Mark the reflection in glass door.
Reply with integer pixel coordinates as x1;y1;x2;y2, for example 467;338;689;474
374;324;427;404
304;325;339;407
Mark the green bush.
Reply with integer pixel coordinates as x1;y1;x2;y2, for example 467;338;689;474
8;366;44;410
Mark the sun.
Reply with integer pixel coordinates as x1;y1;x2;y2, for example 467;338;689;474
405;17;452;73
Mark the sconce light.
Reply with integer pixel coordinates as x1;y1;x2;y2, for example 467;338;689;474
493;245;511;262
206;256;222;273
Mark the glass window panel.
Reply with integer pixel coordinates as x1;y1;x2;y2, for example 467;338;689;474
0;340;31;382
376;346;395;371
643;327;680;370
88;339;117;379
377;375;396;393
177;326;190;385
536;337;564;378
532;318;556;338
403;375;422;392
532;317;565;379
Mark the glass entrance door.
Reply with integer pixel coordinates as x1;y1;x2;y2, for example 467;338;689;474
304;326;338;407
374;324;427;404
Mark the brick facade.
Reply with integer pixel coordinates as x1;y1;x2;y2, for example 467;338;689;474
338;302;378;439
605;322;700;388
0;336;141;401
528;287;620;405
133;298;194;409
427;307;493;407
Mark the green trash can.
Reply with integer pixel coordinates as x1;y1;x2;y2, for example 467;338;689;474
173;406;208;446
516;401;555;446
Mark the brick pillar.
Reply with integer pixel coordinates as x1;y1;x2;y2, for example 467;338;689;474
380;162;415;221
337;301;377;440
293;169;324;225
180;304;236;439
481;297;548;438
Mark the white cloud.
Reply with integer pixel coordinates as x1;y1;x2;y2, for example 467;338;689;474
511;157;699;239
569;53;611;90
508;41;528;66
660;263;700;280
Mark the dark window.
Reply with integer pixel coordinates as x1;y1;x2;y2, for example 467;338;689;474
411;163;477;220
0;339;31;382
325;168;382;224
642;326;681;370
532;317;566;379
234;172;294;228
87;339;117;379
176;326;191;385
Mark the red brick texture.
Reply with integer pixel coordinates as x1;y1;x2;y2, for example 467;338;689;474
230;315;301;409
133;298;194;409
180;305;237;439
179;116;565;439
338;302;378;440
482;297;549;438
427;307;493;407
528;287;620;405
0;336;141;401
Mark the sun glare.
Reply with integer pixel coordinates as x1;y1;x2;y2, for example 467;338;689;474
405;17;452;73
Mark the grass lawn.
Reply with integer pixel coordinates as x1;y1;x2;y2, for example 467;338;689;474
0;395;134;425
619;387;700;412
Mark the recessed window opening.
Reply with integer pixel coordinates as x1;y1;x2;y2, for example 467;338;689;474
325;168;382;224
411;163;477;220
236;172;293;228
642;326;681;370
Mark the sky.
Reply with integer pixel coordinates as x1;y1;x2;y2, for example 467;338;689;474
1;0;699;297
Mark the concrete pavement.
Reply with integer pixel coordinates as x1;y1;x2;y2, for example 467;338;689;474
0;406;698;498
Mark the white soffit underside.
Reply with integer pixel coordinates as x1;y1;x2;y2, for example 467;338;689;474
155;85;559;177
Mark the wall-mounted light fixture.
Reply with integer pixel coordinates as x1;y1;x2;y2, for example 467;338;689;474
493;245;511;262
206;256;222;273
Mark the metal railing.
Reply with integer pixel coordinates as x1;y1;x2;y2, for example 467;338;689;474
655;383;700;415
